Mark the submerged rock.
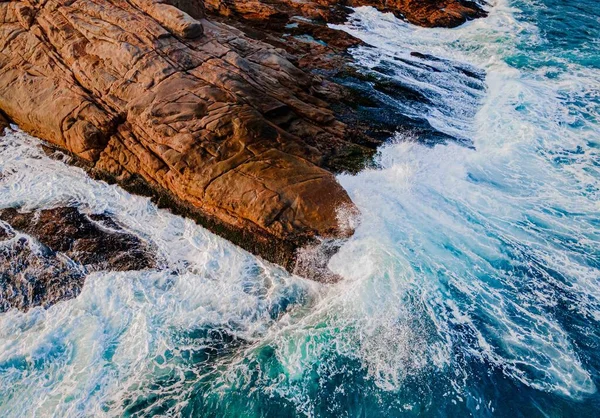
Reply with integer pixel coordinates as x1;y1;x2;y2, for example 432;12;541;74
0;231;86;313
0;207;156;312
0;0;487;277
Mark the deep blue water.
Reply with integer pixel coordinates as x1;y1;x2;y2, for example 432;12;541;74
0;0;599;416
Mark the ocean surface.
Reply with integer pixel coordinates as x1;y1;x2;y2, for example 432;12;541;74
1;0;599;416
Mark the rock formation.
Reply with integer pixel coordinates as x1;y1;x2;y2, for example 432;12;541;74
0;206;156;312
0;207;156;271
0;0;486;276
205;0;486;29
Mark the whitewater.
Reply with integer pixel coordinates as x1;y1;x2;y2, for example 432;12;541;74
1;0;599;416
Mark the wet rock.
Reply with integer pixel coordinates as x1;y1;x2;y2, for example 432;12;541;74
0;223;14;241
0;231;86;313
359;0;487;28
293;239;345;283
0;207;156;272
0;207;156;312
332;70;456;145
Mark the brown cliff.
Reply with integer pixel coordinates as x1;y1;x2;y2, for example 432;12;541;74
0;0;486;278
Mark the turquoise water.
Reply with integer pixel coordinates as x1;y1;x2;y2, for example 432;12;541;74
0;0;599;416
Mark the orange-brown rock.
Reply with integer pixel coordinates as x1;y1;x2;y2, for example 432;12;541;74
0;0;486;277
0;0;368;275
385;0;487;27
205;0;487;29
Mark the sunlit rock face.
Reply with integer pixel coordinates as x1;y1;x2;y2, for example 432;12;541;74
0;0;369;272
0;0;485;274
204;0;486;28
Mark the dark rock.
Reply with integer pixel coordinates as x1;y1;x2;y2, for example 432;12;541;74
0;111;8;134
0;207;156;312
0;233;86;313
0;207;156;272
0;223;13;241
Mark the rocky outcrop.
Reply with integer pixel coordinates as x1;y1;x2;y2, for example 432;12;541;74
0;0;486;276
0;207;156;271
204;0;487;29
0;0;368;273
377;0;487;27
0;207;156;312
0;231;86;313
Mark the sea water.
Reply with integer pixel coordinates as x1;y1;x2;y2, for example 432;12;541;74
0;0;599;416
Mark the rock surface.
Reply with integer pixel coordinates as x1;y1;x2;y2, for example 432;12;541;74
205;0;486;29
0;207;156;312
0;0;486;274
0;207;156;271
0;111;7;133
380;0;487;27
0;0;365;271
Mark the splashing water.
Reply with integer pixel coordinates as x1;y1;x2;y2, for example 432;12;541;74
1;0;599;416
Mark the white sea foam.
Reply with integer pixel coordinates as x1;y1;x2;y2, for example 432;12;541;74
327;0;600;400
